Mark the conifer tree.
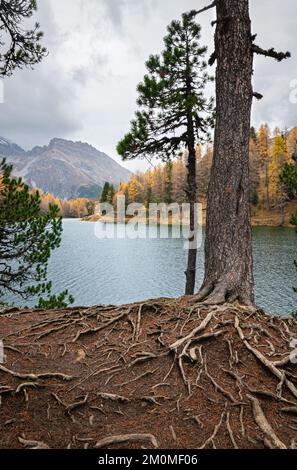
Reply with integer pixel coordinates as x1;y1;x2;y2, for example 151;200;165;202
100;182;111;203
280;148;297;205
0;159;74;307
117;12;214;295
257;124;271;209
0;0;47;76
280;148;297;308
164;161;173;205
107;184;115;205
194;0;290;305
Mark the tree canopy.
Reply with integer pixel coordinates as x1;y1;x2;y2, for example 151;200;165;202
117;12;214;162
0;0;47;76
0;159;73;308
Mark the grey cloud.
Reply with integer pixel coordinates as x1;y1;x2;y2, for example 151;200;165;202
250;0;297;129
0;64;81;149
99;0;149;30
102;0;125;28
0;0;296;172
71;51;110;86
0;0;121;153
0;0;83;149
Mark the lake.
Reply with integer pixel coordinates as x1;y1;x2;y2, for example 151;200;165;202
5;219;297;315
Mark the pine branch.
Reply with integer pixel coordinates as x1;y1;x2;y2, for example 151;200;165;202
209;51;217;66
253;92;263;100
193;1;217;16
252;45;291;62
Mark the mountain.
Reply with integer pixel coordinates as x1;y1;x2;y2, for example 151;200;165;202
0;137;25;156
0;137;131;199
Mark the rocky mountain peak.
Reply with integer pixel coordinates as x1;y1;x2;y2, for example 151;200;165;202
0;136;131;199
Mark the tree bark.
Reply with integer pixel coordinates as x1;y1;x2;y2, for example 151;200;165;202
197;0;255;305
184;34;198;296
185;145;198;295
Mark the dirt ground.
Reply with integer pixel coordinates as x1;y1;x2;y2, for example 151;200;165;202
0;298;297;449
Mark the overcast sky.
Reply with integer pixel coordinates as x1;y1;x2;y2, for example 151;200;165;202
0;0;296;172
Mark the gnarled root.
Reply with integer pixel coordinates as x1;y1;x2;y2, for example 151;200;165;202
195;279;254;307
95;433;158;449
247;395;286;449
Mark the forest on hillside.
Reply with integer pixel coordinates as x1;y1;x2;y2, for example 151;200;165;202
20;124;297;222
109;125;297;215
33;125;297;223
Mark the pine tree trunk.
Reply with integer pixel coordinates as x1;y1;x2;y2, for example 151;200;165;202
185;146;197;295
184;35;198;296
197;0;255;305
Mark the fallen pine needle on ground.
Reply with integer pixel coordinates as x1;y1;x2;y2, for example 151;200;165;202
0;298;296;449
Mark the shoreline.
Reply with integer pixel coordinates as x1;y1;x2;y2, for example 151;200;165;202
80;213;296;229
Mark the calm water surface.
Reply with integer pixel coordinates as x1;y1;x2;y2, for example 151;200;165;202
6;219;297;315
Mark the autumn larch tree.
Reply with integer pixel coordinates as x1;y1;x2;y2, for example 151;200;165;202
257;124;271;210
270;132;288;224
117;12;214;295
0;0;47;77
194;0;290;305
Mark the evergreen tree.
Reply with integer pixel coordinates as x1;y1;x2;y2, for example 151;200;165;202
164;161;173;205
0;0;47;76
0;159;74;307
145;184;153;208
107;184;115;205
194;0;289;306
280;149;297;314
100;182;111;203
250;126;257;141
117;12;214;295
280;149;297;204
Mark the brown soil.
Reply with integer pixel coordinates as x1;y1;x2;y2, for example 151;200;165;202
0;299;297;450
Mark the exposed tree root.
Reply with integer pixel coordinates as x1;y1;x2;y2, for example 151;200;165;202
247;395;286;449
0;299;296;449
0;364;73;382
95;433;158;449
199;411;226;449
234;317;297;400
18;437;50;449
281;407;297;415
195;280;254;307
169;310;215;350
226;412;238;449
